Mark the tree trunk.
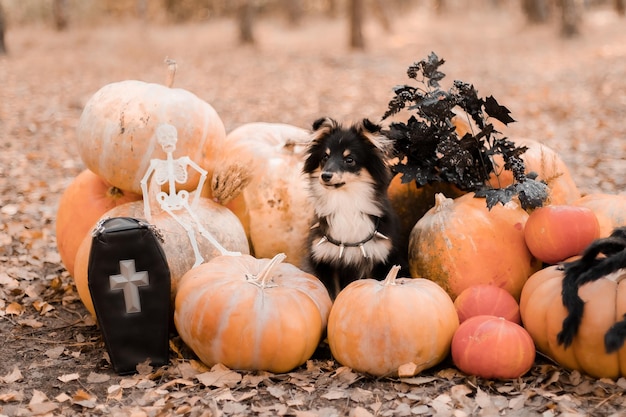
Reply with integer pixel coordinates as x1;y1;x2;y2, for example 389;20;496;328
0;3;6;55
238;1;255;44
560;0;581;37
522;0;550;23
371;0;391;32
285;0;303;27
53;0;69;31
349;0;365;49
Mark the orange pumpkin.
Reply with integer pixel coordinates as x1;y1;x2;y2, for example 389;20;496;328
454;284;521;324
76;63;226;196
573;193;626;238
56;169;142;277
73;197;249;317
408;192;541;301
520;230;626;378
524;205;600;264
327;266;459;377
174;253;332;373
211;122;313;267
489;138;580;205
451;315;535;379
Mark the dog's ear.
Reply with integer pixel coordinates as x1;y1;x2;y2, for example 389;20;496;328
356;118;393;155
311;117;339;142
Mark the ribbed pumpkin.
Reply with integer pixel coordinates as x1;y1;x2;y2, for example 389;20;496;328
451;315;535;379
76;63;226;196
56;169;142;277
73;197;249;317
573;193;626;238
174;253;332;373
488;138;580;205
409;192;541;301
211;122;313;267
327;266;459;377
520;228;626;378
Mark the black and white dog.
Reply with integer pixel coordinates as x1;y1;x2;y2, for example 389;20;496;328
302;117;407;298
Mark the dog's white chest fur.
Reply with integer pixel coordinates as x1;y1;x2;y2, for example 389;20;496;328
309;180;391;266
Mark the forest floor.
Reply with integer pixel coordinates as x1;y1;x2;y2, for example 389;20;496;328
1;3;626;416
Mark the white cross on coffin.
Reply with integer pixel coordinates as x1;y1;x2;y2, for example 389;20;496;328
109;259;149;314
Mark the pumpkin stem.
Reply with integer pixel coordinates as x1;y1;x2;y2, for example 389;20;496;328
434;193;453;212
106;186;125;199
246;253;287;289
382;265;402;286
164;58;177;88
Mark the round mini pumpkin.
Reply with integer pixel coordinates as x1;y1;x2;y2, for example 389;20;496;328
454;284;521;324
73;197;249;317
520;229;626;378
327;266;459;377
76;63;226;196
451;315;535;379
524;205;600;264
211;122;313;267
174;253;332;373
573;193;626;238
56;169;142;277
409;192;541;301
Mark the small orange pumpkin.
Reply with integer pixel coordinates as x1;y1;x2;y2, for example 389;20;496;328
73;197;249;317
174;253;332;373
56;169;141;277
524;205;600;264
451;315;535;379
409;192;541;301
454;285;521;324
327;266;459;377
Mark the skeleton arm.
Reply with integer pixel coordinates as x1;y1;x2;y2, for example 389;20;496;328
140;160;157;222
183;156;208;210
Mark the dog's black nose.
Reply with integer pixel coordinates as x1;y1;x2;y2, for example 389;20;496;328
321;172;333;183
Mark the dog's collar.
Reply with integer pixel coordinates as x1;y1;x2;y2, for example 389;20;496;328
311;216;389;258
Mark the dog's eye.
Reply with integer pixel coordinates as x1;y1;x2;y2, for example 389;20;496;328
344;156;355;166
320;154;329;165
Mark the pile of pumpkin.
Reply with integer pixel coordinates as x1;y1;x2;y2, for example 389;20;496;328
55;69;626;380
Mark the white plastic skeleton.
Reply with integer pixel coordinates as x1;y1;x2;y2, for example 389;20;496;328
140;123;240;267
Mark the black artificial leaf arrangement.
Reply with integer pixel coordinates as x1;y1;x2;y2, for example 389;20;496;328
382;52;548;210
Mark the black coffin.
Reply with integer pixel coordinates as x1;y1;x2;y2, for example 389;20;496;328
88;217;171;375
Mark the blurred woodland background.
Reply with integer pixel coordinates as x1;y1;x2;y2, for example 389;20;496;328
0;0;625;54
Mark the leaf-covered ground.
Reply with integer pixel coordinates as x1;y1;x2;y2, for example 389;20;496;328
1;3;626;416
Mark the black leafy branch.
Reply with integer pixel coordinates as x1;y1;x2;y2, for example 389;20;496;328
382;52;548;210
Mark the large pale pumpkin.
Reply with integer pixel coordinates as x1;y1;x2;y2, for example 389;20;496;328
573;193;626;238
73;198;249;317
409;192;541;301
520;229;626;378
56;169;141;277
488;138;580;205
174;253;332;373
76;64;226;196
211;122;313;267
327;266;459;377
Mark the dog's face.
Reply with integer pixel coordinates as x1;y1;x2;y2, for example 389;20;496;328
302;117;392;191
